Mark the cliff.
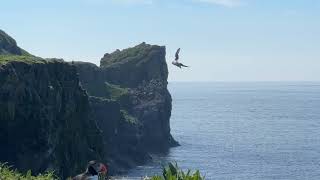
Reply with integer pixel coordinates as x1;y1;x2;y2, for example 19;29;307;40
0;31;104;178
74;42;178;173
0;30;29;55
0;30;177;177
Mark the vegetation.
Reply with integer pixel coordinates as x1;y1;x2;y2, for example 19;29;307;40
105;82;129;100
120;109;138;124
0;163;57;180
0;163;204;180
150;163;205;180
100;42;153;67
0;55;45;65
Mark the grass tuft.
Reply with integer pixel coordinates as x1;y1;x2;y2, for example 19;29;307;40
0;163;57;180
149;163;205;180
105;82;129;100
120;109;138;124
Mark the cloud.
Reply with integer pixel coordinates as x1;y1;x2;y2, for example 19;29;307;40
194;0;242;7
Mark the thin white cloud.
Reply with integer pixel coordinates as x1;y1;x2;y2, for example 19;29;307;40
195;0;242;7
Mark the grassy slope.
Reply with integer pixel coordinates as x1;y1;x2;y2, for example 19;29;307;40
100;43;153;67
0;55;45;65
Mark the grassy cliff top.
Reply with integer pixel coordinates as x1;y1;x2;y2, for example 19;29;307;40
0;55;46;65
100;42;163;67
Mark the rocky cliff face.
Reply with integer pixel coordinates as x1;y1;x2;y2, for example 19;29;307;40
0;31;104;178
74;43;178;173
0;30;28;55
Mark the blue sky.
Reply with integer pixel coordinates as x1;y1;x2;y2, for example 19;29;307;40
1;0;320;81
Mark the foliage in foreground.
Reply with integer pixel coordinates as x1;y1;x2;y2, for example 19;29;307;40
150;163;204;180
0;163;57;180
0;162;204;180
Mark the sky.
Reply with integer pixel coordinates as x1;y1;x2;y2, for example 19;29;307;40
1;0;320;81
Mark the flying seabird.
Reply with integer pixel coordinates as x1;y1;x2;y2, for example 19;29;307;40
172;48;189;68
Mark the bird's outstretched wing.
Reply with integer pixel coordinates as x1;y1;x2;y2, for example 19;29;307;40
175;48;180;61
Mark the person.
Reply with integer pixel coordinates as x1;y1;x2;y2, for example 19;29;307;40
72;160;108;180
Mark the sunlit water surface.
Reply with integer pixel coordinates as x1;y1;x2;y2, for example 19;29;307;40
125;82;320;180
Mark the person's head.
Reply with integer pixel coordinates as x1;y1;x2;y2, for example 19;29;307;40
99;163;107;176
86;160;108;176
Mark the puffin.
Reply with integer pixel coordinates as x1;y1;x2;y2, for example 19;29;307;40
172;48;189;68
72;160;108;180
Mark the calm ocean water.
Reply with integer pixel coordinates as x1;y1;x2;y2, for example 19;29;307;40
125;82;320;180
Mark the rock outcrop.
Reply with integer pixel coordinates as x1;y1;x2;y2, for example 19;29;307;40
0;30;29;55
74;42;178;173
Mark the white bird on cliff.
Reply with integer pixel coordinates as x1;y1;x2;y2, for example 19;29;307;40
172;48;189;68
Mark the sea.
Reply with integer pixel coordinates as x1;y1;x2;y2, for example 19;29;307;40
124;82;320;180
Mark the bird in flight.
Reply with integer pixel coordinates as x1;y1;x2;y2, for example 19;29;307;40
172;48;189;68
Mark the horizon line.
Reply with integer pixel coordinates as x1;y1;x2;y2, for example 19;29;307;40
168;81;320;83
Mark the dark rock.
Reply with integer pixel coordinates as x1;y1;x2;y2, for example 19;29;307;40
0;30;29;55
0;59;105;178
99;42;169;87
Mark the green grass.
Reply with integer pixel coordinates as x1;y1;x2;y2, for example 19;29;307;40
101;42;153;67
105;82;129;100
0;162;204;180
0;55;45;65
120;109;138;124
150;163;205;180
0;163;57;180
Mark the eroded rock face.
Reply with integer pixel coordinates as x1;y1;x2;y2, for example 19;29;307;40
74;43;178;173
100;43;178;152
0;30;28;55
100;42;169;88
0;60;104;178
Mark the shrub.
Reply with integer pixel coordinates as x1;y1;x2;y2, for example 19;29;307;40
0;163;57;180
150;163;205;180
